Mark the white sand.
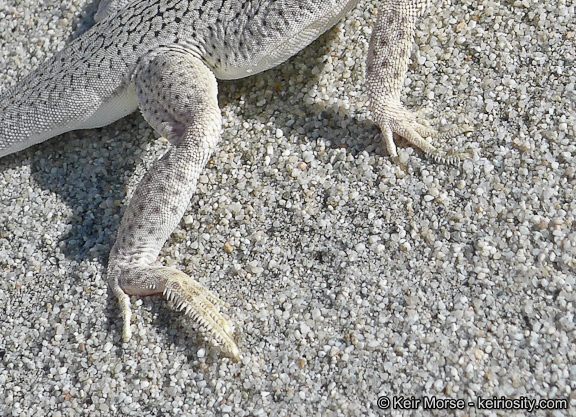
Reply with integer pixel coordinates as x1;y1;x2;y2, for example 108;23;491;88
0;0;575;415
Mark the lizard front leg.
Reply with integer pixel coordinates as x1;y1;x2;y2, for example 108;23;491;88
367;0;471;163
107;47;240;359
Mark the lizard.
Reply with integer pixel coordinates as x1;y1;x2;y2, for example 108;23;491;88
0;0;471;359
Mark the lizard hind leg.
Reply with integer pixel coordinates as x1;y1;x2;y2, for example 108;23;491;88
366;0;473;165
107;47;240;359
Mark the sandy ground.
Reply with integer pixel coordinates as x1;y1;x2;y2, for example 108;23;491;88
0;0;575;416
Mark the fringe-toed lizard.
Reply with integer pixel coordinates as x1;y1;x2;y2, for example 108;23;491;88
0;0;471;359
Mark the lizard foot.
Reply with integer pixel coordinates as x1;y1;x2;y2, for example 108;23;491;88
109;263;240;360
162;267;240;360
374;103;473;165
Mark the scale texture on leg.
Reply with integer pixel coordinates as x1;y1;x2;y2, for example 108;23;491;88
0;0;472;358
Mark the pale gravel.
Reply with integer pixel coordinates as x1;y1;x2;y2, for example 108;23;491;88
0;0;575;416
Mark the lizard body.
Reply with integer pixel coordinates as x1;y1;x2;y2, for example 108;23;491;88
0;0;469;358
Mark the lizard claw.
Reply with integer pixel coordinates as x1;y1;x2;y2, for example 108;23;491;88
109;263;241;360
162;268;241;360
373;102;474;165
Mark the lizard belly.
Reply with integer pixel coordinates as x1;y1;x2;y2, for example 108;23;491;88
77;85;139;130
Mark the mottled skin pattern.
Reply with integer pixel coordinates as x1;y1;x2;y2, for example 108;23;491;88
0;0;469;358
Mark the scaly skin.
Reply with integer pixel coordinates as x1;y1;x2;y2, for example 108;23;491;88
0;0;471;358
